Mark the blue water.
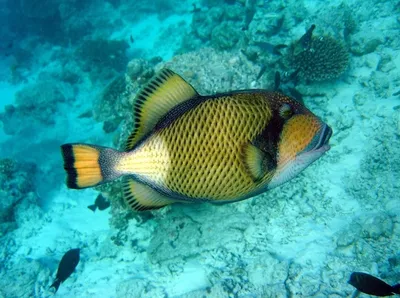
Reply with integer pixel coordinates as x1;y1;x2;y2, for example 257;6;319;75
0;0;399;297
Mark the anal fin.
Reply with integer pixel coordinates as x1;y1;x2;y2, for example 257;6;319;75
123;178;177;211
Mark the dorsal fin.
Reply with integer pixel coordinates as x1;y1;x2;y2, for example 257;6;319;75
125;69;198;151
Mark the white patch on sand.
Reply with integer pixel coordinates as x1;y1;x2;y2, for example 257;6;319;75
165;261;210;296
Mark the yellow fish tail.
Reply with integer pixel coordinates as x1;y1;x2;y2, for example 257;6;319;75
61;143;122;189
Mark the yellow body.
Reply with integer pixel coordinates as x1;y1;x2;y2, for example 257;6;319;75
117;93;273;201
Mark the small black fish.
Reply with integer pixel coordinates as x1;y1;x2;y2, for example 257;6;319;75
253;42;287;56
299;24;316;51
242;0;257;31
393;90;400;96
88;194;111;212
190;3;201;13
78;110;93;119
270;15;285;35
274;71;281;91
348;272;400;297
130;35;134;44
256;65;267;81
50;248;80;293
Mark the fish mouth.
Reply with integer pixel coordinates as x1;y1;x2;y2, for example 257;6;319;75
268;123;332;189
312;123;332;152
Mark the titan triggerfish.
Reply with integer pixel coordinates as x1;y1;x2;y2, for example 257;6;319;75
61;69;332;211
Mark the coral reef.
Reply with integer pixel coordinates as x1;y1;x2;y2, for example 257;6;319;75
125;0;186;17
187;2;288;54
0;80;72;135
94;75;127;133
0;257;50;297
0;158;40;236
164;47;261;94
126;58;155;84
350;32;385;56
211;21;242;50
192;8;224;41
74;39;129;81
345;114;400;209
5;0;96;44
19;0;61;19
93;59;155;139
287;36;349;81
308;3;358;41
247;9;286;39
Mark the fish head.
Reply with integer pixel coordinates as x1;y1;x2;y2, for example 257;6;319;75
268;94;332;188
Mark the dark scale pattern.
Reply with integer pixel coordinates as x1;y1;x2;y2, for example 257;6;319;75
153;93;274;201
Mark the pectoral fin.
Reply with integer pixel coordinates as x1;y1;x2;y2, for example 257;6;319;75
243;143;274;182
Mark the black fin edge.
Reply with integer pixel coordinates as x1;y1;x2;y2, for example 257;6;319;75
123;182;164;212
60;144;79;189
393;283;400;294
87;205;97;212
50;279;61;293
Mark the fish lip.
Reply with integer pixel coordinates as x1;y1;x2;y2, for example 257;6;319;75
313;123;332;152
314;144;331;154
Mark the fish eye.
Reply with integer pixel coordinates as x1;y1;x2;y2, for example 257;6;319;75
279;103;293;119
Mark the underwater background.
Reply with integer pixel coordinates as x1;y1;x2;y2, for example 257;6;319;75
0;0;399;297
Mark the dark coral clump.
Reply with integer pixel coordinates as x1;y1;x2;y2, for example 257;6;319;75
0;81;68;135
0;158;37;235
93;59;155;138
289;36;349;81
75;39;129;80
211;21;242;50
93;75;128;135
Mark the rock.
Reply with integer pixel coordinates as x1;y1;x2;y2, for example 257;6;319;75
116;278;147;298
361;215;394;240
0;258;50;298
350;32;385;56
192;8;224;40
14;192;43;228
0;158;38;234
0;81;70;135
211;21;241;50
74;39;129;80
